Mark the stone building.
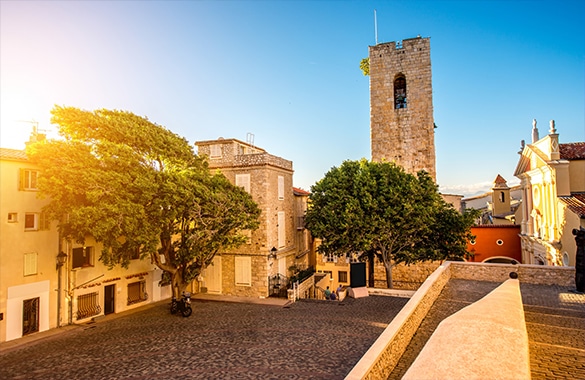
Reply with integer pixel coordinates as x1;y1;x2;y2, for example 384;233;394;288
195;138;311;298
369;36;436;181
514;120;585;266
463;175;522;225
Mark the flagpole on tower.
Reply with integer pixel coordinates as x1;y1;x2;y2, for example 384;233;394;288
374;9;378;45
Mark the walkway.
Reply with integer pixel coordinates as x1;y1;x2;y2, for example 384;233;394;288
388;279;585;379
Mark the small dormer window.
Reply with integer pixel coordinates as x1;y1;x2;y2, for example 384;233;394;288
394;74;407;109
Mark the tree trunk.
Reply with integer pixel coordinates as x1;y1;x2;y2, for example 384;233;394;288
383;260;393;289
171;268;189;298
368;255;375;287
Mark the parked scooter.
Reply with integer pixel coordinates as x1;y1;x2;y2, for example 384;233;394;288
170;291;192;317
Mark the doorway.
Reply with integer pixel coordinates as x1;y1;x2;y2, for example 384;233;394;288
104;284;115;315
22;297;39;336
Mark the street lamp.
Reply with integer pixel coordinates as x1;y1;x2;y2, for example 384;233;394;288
56;251;67;327
268;247;277;260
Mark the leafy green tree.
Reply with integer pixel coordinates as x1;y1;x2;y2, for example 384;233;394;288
305;159;476;288
27;106;261;297
360;58;370;76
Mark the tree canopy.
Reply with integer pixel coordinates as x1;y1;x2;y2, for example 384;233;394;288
27;106;261;296
305;159;477;288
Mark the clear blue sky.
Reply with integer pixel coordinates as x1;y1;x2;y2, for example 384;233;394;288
1;0;584;196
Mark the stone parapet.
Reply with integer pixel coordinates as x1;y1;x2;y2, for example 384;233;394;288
345;263;451;380
402;278;530;380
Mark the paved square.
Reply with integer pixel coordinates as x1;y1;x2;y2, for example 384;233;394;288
0;296;408;379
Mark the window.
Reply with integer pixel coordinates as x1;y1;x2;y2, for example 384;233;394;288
130;247;140;260
500;191;505;203
235;174;251;193
278;176;284;200
72;247;94;269
24;213;38;231
24;252;38;276
496;239;504;246
20;169;38;190
277;211;285;248
394;74;407;109
76;292;101;320
127;280;148;305
39;212;50;230
339;271;348;283
235;256;251;286
7;213;18;223
210;144;221;158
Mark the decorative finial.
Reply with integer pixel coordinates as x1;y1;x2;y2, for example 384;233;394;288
518;139;525;154
532;119;539;143
549;120;556;134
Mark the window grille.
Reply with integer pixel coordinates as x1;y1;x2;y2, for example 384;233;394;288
127;280;148;305
76;292;101;320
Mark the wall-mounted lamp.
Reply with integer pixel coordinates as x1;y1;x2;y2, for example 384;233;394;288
56;251;68;270
268;247;277;260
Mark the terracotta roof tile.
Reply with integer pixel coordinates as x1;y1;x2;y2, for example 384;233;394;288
494;174;507;185
560;142;585;160
559;193;585;218
0;148;27;161
293;187;310;196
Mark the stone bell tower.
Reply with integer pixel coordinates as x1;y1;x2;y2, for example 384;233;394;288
369;36;436;181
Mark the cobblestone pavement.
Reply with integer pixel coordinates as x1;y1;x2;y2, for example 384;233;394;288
388;279;585;380
0;295;408;380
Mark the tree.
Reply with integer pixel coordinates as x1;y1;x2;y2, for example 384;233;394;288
27;106;261;297
305;159;476;288
360;58;370;76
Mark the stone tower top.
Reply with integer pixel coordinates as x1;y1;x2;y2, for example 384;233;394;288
369;36;436;181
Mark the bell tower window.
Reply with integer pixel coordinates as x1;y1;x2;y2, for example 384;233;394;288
394;74;407;109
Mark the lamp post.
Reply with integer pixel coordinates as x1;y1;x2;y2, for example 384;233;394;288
56;251;68;327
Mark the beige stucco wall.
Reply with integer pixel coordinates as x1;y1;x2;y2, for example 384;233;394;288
0;153;59;342
0;149;170;342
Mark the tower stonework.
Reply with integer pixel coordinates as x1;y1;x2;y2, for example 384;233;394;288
370;36;436;181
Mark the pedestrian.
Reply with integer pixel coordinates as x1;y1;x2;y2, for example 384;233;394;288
336;284;343;297
324;286;331;300
330;291;337;301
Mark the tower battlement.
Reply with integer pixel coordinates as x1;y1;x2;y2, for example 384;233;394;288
369;36;436;181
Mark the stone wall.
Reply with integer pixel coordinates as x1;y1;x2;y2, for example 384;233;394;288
402;279;531;380
373;261;442;290
346;263;451;380
369;36;436;180
450;261;575;286
345;262;577;379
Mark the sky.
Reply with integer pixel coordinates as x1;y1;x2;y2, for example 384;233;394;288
1;0;584;197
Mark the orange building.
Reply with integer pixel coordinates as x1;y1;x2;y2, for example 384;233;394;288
467;225;522;263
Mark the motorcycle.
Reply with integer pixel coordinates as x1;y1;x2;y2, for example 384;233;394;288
170;291;193;317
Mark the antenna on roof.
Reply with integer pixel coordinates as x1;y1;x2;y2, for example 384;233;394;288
374;9;378;45
246;132;255;146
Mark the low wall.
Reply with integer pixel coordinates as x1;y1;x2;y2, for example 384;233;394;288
450;261;575;286
345;262;576;379
345;263;451;380
402;278;531;380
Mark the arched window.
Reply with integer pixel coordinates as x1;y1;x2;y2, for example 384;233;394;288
394;74;407;109
500;191;505;203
